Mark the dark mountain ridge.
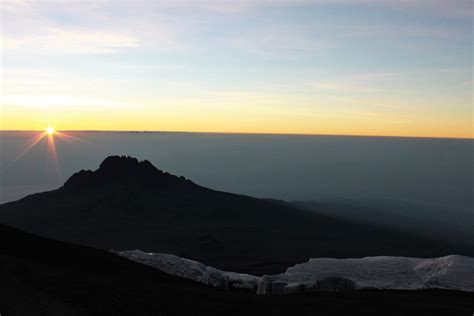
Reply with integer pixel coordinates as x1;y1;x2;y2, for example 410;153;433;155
1;156;472;275
2;222;473;315
63;155;198;190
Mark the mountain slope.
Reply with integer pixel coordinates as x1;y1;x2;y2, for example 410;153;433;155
292;199;474;248
2;223;473;315
0;156;472;275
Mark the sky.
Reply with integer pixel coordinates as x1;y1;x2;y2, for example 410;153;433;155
0;0;472;138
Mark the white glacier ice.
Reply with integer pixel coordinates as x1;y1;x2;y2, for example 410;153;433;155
115;250;259;291
115;250;474;295
259;255;474;294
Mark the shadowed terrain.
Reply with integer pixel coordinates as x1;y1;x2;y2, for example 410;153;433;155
0;156;472;275
1;223;473;316
292;199;474;248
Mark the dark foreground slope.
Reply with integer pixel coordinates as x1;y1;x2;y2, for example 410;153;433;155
0;156;472;275
1;223;473;316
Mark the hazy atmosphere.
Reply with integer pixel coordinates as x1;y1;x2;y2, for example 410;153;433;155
1;131;472;208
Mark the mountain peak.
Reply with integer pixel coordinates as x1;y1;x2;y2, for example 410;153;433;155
98;155;157;174
63;155;195;190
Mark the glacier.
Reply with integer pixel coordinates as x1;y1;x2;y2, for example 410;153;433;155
115;250;259;291
115;250;474;295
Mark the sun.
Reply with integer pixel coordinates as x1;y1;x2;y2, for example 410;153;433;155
45;126;55;135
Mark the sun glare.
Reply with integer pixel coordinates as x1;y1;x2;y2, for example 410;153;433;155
46;127;55;135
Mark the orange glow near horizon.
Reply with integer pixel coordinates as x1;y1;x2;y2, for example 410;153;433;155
2;126;472;140
1;109;472;140
1;95;472;140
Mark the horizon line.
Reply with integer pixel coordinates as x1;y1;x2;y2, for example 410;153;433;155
0;129;472;141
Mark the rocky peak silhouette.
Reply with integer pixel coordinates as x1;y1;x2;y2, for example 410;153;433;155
63;155;195;190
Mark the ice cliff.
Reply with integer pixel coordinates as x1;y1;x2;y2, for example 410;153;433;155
115;250;474;295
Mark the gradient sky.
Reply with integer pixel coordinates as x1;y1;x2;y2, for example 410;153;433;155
1;0;472;138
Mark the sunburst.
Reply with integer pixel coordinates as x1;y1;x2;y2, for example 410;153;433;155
45;126;55;135
14;127;85;179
